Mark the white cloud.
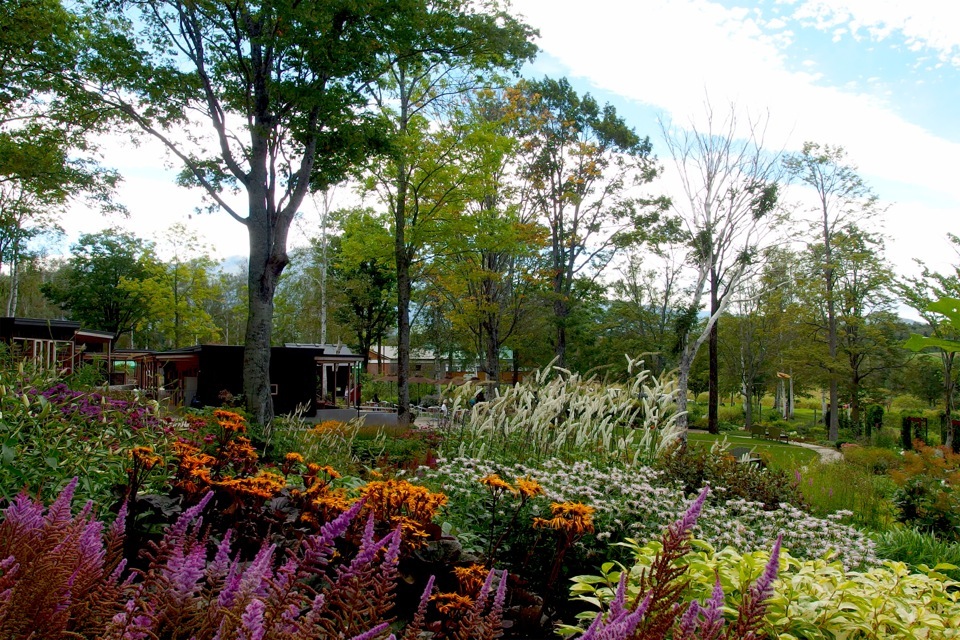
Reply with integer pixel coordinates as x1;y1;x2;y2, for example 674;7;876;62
511;0;960;273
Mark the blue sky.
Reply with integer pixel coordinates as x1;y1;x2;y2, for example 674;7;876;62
511;0;960;280
60;0;959;295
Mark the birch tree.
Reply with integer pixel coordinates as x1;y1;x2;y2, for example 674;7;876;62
663;105;782;432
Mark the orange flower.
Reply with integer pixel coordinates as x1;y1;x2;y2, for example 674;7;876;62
130;446;162;470
359;479;447;549
533;501;595;535
431;592;474;616
214;409;247;433
453;564;489;596
285;452;305;464
515;476;544;499
480;474;517;495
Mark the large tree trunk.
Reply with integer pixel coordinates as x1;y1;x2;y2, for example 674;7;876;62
484;318;500;393
244;223;279;427
708;275;720;434
395;167;413;428
824;214;840;441
676;346;695;432
554;295;568;368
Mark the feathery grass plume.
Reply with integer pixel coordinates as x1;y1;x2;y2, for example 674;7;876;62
450;356;681;466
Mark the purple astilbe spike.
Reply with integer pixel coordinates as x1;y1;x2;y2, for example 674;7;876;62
301;592;326;629
672;486;709;537
730;535;783;640
471;567;496;614
109;500;128;542
751;534;783;603
607;572;629;620
347;622;390;640
673;602;701;640
337;528;399;583
163;534;208;602
165;492;214;542
79;500;95;520
2;492;45;538
697;576;726;640
402;574;435;639
580;593;651;640
232;543;277;604
217;561;244;610
207;530;234;583
301;498;365;569
44;477;79;527
488;569;509;630
237;599;267;640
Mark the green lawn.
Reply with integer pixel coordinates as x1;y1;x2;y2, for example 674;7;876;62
686;431;820;469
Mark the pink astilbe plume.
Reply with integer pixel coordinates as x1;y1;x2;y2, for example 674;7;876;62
0;477;130;637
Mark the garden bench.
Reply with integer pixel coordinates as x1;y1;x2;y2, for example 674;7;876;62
729;446;762;467
749;425;766;438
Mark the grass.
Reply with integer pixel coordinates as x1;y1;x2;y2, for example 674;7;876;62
686;430;819;470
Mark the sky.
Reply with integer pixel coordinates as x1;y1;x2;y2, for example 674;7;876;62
55;0;960;296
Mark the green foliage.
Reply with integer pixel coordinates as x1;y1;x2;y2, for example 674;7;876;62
654;443;807;510
800;460;898;532
875;527;960;581
0;361;174;505
41;228;159;338
572;535;960;639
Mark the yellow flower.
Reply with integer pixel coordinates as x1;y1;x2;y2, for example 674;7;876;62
284;452;305;464
533;501;595;535
453;564;489;596
431;592;474;616
480;474;517;495
130;446;162;470
515;476;544;499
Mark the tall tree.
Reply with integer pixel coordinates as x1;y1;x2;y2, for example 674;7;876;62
363;3;535;426
663;105;782;432
784;142;881;440
515;77;664;367
331;208;396;372
798;227;903;431
1;0;122;309
41;229;158;341
897;234;960;447
77;0;452;425
128;224;222;348
430;89;547;387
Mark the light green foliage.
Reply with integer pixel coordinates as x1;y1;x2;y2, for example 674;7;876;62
800;459;898;532
569;536;960;639
447;356;682;465
127;224;222;349
41;228;159;338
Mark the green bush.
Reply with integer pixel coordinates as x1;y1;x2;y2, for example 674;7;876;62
875;527;960;581
570;535;960;639
654;443;807;511
842;445;903;475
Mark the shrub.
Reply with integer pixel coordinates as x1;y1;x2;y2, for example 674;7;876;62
654;443;807;511
841;445;903;475
875;527;960;581
890;443;960;539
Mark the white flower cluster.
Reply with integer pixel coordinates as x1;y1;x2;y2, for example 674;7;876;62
421;456;877;570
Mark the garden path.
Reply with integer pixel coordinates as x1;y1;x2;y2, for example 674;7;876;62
790;441;842;463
